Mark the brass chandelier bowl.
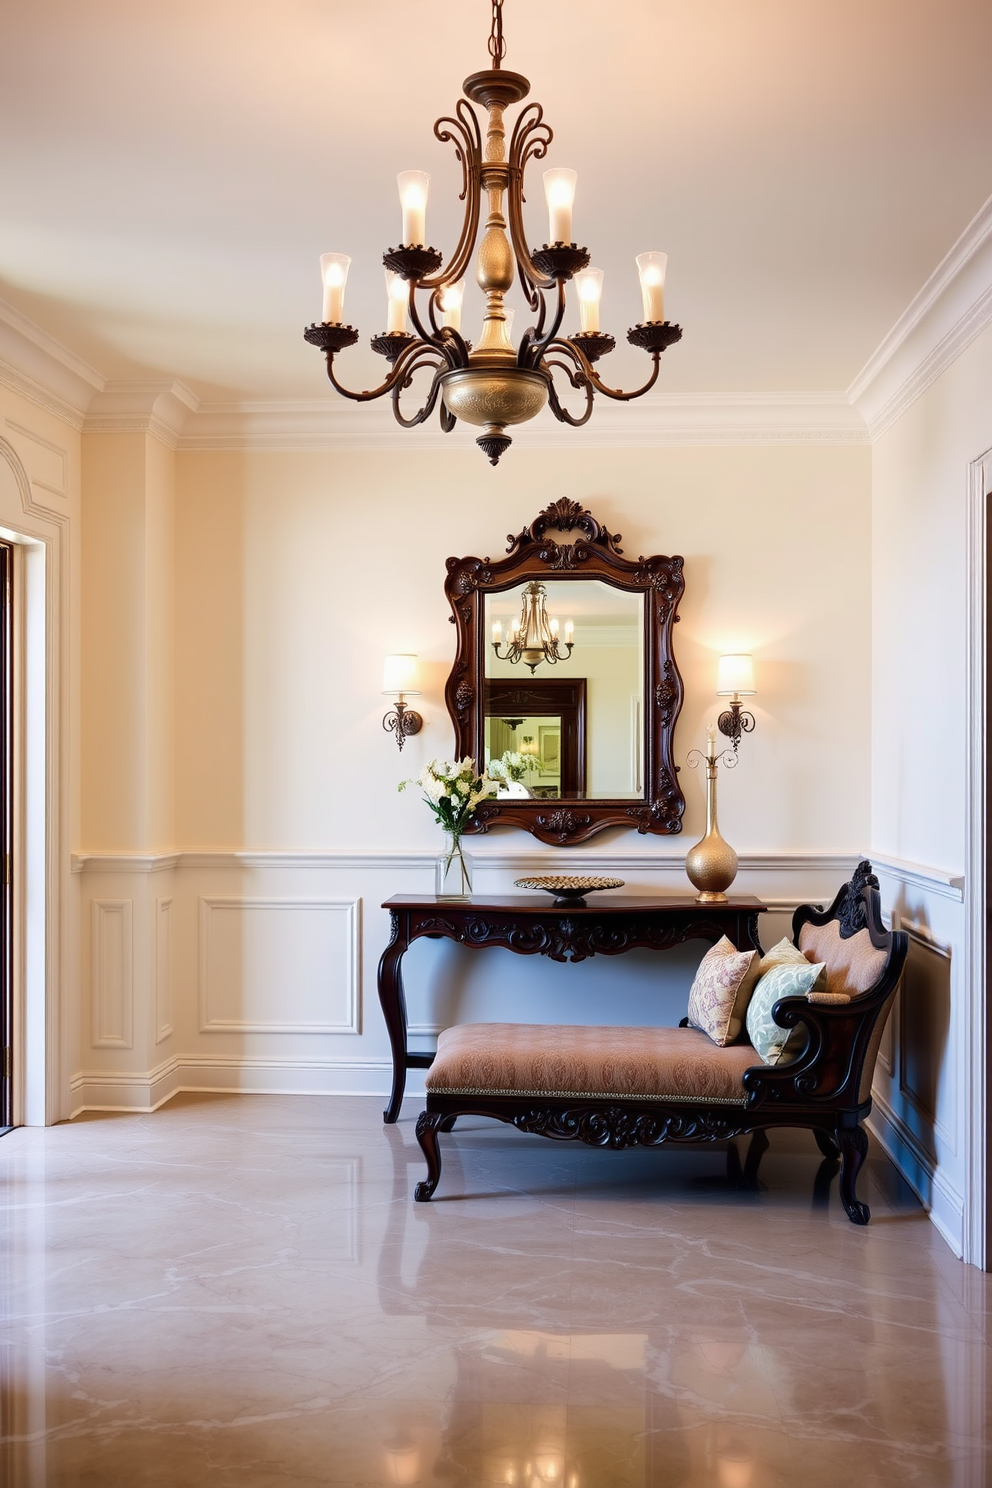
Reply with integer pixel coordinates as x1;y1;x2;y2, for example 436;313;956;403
304;1;682;464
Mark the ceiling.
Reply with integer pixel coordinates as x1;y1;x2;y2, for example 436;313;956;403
2;0;991;406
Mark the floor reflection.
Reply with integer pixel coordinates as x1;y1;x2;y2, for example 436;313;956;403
0;1096;988;1487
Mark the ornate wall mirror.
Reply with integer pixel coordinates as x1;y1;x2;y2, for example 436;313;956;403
444;500;685;844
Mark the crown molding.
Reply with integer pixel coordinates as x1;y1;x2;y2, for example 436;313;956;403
848;192;992;440
176;391;867;452
83;380;200;448
0;294;105;428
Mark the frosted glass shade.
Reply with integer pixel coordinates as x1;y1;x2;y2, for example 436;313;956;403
543;168;577;243
385;270;408;334
320;253;351;323
575;266;604;333
397;171;430;245
635;251;667;323
440;278;465;331
382;654;420;696
716;653;755;697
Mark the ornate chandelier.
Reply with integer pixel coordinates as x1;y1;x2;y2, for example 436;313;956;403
304;0;682;465
492;581;574;672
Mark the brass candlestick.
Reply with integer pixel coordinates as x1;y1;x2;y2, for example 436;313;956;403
684;744;738;903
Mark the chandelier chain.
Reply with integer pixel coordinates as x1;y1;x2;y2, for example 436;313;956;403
488;0;505;67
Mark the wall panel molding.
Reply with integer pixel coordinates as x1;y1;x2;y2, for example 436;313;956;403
198;896;360;1034
155;897;173;1044
70;1053;397;1116
90;899;133;1049
868;1091;966;1259
871;853;965;901
73;847;860;875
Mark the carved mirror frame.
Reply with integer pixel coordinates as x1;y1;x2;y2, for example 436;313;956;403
444;499;686;845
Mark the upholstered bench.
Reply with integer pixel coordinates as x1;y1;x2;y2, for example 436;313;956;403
413;861;907;1224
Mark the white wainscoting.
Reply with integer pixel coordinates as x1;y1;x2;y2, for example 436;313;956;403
69;844;973;1256
71;848;856;1117
868;859;968;1258
90;899;133;1049
198;896;361;1035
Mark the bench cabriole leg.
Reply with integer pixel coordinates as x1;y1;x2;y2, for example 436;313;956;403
813;1128;840;1161
836;1123;870;1225
414;1111;443;1201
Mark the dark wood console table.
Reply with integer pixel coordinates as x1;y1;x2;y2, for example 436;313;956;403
378;893;767;1123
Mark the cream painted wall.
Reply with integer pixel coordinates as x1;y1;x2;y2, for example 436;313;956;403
868;318;992;1258
81;432;175;851
872;321;992;871
170;443;872;854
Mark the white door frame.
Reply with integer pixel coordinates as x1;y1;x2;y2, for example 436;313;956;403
965;447;992;1269
0;435;70;1127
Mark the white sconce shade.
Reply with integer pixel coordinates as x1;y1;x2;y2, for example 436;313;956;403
382;653;420;697
574;266;604;333
320;253;351;324
716;653;756;697
635;250;668;323
397;170;430;245
543;168;577;244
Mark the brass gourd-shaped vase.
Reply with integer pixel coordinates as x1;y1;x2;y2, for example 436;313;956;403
685;748;738;903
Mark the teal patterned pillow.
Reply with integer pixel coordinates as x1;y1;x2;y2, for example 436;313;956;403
745;962;826;1066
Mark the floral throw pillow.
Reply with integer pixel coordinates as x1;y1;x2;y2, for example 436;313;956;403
757;936;814;978
686;936;761;1046
746;961;826;1066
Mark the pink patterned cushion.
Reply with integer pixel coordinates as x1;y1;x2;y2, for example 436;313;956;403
686;936;761;1045
426;1023;757;1104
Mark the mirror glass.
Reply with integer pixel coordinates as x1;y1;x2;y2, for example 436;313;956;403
483;580;644;800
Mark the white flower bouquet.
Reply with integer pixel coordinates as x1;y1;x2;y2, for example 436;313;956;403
399;757;499;837
400;758;499;896
487;750;539;785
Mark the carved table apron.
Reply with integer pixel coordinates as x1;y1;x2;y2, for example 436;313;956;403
377;894;767;1123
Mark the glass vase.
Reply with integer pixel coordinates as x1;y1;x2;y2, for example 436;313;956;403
436;831;472;898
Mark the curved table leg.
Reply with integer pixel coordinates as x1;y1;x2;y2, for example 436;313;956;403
378;929;410;1124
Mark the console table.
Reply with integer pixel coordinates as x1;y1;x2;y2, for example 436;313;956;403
377;893;767;1123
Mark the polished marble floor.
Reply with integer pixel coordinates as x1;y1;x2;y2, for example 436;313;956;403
0;1093;989;1486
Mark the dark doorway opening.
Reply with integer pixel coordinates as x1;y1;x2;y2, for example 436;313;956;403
0;543;12;1133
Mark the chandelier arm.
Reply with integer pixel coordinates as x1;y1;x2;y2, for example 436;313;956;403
546;338;663;402
390;353;449;428
405;283;441;348
419;102;483;292
544;358;595;427
507;103;555;297
520;279;567;367
322;338;430;403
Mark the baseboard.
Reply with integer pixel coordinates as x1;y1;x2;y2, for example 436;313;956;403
868;1089;965;1257
69;1055;430;1116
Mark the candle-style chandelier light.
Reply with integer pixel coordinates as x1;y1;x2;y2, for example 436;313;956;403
492;581;574;673
304;0;682;465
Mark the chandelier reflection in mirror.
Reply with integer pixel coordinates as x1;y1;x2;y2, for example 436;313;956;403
304;0;682;465
492;580;574;672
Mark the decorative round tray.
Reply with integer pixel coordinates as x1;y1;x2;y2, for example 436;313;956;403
514;875;625;906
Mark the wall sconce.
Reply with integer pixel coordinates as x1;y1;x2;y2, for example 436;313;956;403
716;653;756;754
382;654;423;752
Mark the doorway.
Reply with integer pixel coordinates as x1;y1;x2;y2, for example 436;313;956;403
0;543;11;1132
485;678;586;797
